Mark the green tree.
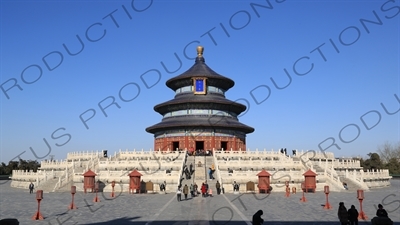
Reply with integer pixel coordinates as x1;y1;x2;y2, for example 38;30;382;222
362;152;383;171
0;159;40;175
386;158;400;175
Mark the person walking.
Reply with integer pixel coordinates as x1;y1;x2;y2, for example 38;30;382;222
201;183;206;197
183;184;189;200
233;181;239;192
194;183;198;196
208;168;213;180
216;181;221;195
176;186;182;202
252;210;264;225
338;202;349;225
29;182;34;194
208;188;213;197
190;184;194;197
348;205;359;225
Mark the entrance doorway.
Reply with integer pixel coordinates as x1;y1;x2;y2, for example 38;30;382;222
221;141;228;150
172;141;179;151
195;141;204;150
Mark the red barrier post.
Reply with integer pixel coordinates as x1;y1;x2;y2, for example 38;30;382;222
32;190;44;220
285;181;290;197
93;182;100;202
300;182;307;202
111;181;115;198
68;186;77;209
323;186;332;209
357;190;368;220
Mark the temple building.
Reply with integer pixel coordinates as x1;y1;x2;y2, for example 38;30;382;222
9;47;392;194
146;46;254;151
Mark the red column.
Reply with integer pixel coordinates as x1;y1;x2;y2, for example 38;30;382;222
163;137;167;151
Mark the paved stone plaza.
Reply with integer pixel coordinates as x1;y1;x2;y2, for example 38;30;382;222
1;179;399;225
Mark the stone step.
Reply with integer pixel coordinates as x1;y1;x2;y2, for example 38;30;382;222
55;180;74;192
38;178;59;192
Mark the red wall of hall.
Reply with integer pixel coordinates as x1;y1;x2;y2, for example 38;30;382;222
154;136;246;151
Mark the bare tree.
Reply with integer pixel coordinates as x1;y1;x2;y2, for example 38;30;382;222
378;141;400;163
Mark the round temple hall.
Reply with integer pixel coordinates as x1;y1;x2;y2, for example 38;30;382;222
146;46;254;151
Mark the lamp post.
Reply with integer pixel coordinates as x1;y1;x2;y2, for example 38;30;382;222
93;182;100;202
68;186;77;209
357;190;368;220
32;190;44;220
111;181;115;198
323;185;332;209
285;181;290;197
300;182;307;202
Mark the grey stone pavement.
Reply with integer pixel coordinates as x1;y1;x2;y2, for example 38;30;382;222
0;179;399;225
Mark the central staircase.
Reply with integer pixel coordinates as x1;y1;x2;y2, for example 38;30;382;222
180;155;219;195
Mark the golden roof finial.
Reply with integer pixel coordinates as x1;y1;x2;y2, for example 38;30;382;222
197;46;204;57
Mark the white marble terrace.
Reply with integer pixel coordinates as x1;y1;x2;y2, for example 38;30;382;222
10;148;392;193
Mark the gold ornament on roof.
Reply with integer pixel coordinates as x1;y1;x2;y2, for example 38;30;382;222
197;46;204;57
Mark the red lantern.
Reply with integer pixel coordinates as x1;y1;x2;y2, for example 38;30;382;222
36;190;43;200
357;190;364;200
324;185;330;194
71;186;76;194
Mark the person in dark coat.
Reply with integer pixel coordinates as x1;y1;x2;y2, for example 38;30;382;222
348;205;359;225
338;202;349;225
252;210;264;225
376;204;388;217
29;182;34;194
216;181;221;195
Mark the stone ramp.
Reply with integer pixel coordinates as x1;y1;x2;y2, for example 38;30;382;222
340;177;366;191
55;180;74;192
37;178;59;192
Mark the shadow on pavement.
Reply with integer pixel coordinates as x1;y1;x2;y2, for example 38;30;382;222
80;219;400;225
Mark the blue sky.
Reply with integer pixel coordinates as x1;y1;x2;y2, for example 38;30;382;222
0;0;399;163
